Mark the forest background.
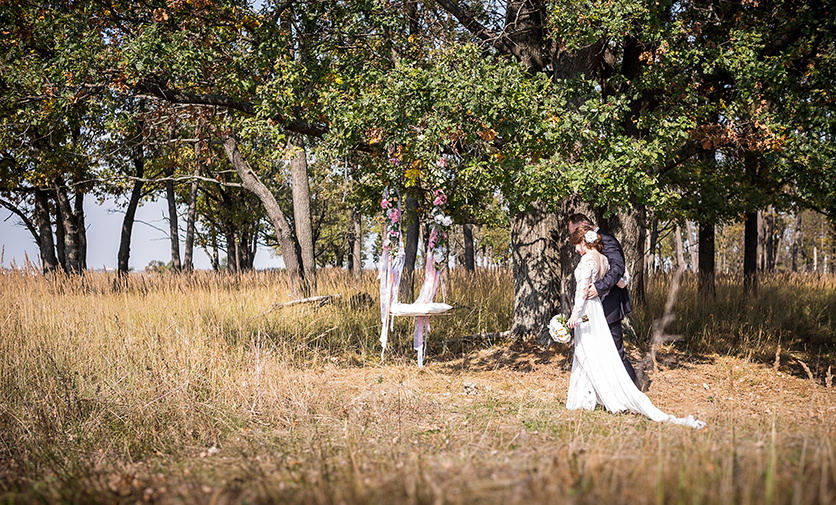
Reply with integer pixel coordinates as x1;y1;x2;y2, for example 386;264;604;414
2;0;834;320
2;0;836;503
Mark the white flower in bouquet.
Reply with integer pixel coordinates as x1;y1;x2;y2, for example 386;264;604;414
548;314;571;344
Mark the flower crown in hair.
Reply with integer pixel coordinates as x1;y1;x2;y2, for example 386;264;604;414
584;230;598;244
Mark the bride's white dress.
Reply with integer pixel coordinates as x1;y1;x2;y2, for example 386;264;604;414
567;252;705;429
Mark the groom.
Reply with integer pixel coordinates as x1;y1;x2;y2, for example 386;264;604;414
567;213;638;386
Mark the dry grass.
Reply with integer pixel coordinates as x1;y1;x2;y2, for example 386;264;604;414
1;267;834;504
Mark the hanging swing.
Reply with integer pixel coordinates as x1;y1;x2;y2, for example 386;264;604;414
378;187;453;368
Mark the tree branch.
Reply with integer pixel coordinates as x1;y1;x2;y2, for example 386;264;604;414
0;197;39;241
134;74;329;137
74;175;244;188
656;140;703;176
434;0;519;59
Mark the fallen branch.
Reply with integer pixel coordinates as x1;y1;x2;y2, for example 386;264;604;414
276;294;342;308
247;294;342;321
444;330;512;345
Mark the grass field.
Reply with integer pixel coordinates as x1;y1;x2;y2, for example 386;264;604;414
1;267;834;504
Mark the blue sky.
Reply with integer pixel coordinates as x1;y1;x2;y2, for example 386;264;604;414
0;197;282;271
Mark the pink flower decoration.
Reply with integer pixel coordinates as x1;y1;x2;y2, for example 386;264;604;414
381;198;389;209
433;190;447;206
388;157;400;166
428;228;439;249
436;159;446;168
388;208;401;223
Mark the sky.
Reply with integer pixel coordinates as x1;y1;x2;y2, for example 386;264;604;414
0;197;283;271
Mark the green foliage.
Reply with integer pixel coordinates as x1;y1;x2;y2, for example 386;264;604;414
2;0;835;275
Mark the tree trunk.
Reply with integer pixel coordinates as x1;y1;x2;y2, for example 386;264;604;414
183;165;200;272
34;187;58;273
647;217;659;275
463;223;475;271
674;223;686;271
165;163;182;273
347;207;362;279
506;0;548;73
241;228;255;270
118;151;145;275
226;228;239;273
247;229;258;269
74;191;87;271
757;210;767;271
209;227;220;271
221;133;303;295
686;220;698;273
220;188;238;274
400;194;420;302
54;182;80;273
765;206;775;271
743;212;758;296
698;221;715;300
54;195;66;272
290;134;316;294
183;157;200;273
607;200;646;306
791;211;802;272
511;202;562;338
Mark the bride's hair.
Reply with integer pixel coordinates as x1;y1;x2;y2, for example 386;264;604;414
570;224;603;252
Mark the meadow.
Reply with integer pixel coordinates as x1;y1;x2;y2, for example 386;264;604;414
1;265;834;504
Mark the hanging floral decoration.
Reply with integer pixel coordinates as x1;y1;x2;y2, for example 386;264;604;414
380;186;402;256
377;159;454;369
428;188;452;268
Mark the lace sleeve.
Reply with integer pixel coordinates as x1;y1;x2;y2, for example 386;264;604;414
571;255;597;320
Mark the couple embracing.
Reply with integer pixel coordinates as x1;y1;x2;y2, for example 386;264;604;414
559;214;705;429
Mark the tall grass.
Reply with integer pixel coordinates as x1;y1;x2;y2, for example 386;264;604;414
0;267;834;504
634;272;836;377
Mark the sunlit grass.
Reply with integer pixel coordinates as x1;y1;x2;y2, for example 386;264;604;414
0;267;834;504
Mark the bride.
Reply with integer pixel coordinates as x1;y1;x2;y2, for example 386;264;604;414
565;224;705;429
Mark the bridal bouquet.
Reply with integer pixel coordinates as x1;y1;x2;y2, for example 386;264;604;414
548;314;571;344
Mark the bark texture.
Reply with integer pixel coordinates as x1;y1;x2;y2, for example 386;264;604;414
54;182;80;273
32;188;58;273
73;192;87;271
347;207;362;279
698;222;715;300
290;135;316;294
221;133;303;295
511;202;561;338
743;211;758;296
463;223;475;271
399;194;420;302
118;150;145;275
165;162;182;272
183;153;200;273
606;200;646;306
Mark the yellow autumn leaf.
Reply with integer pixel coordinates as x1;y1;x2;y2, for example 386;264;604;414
405;168;421;185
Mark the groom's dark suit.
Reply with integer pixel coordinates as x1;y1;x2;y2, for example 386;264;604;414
594;230;637;385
